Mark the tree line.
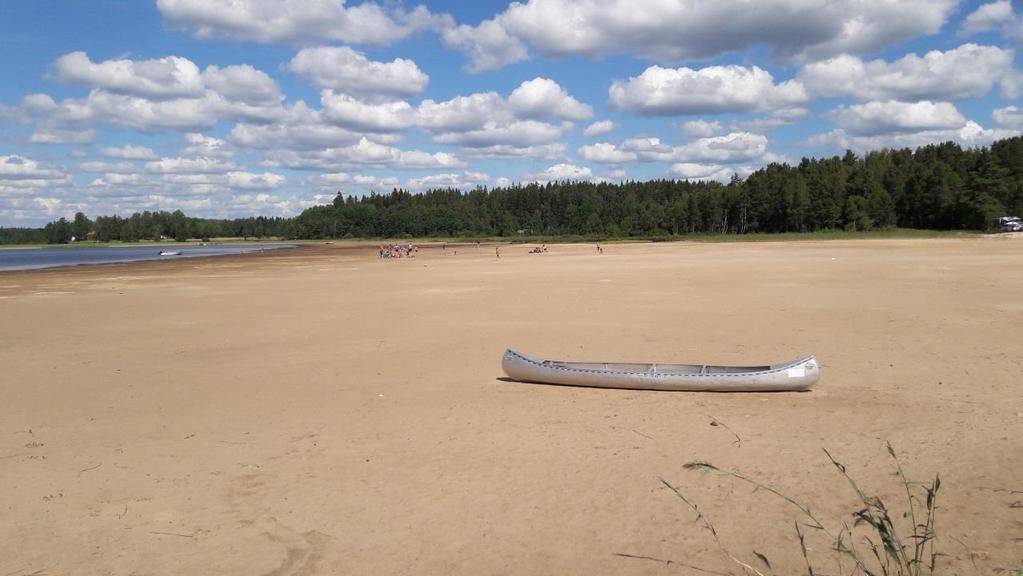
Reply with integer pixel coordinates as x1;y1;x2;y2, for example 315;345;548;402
4;136;1022;244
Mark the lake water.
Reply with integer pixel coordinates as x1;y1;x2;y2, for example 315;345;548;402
0;244;295;271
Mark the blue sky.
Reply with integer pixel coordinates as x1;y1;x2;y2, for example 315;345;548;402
1;0;1021;226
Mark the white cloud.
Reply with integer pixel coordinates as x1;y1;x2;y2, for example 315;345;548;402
432;120;571;148
959;1;1023;39
264;138;465;171
800;44;1018;101
609;65;806;116
582;132;770;166
993;106;1023;129
101;144;156;160
671;162;748;183
52;51;204;99
530;163;594;183
89;173;147;187
144;156;240;174
508;77;592;121
682;119;724;138
414;79;585;151
289;46;428;99
583;120;616;137
184;133;233;158
311;172;400;192
29;128;95;144
459;143;567;160
201;64;282;106
416;92;506;132
0;155;71;195
828;101;967;136
407;171;491;191
226;171;285;190
157;0;450;45
23;86;286;133
808;121;1019;152
578;142;637;163
441;18;529;73
80;161;136;173
25;53;288;133
227;101;398;150
321;91;414;132
447;0;955;71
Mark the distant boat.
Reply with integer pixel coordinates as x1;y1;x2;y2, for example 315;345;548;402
502;349;820;392
158;250;183;256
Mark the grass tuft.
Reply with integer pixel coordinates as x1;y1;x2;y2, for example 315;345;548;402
671;443;942;576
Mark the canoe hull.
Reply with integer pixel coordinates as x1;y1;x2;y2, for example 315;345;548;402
502;349;819;392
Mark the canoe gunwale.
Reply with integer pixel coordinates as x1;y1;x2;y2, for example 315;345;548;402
501;349;820;392
504;349;814;379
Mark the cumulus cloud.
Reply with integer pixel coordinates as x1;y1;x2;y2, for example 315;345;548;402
959;1;1023;39
609;65;807;116
415;92;506;132
508;77;592;121
144;156;241;174
441;18;529;72
289;46;428;99
827;101;967;136
184;133;233;158
101;173;148;185
321;91;415;132
682;119;724;138
201;64;282;106
414;79;585;152
671;162;751;183
24;53;287;133
29;128;95;144
226;171;285;190
0;155;71;196
581;132;769;166
311;172;400;192
808;121;1019;152
52;51;204;99
101;144;156;160
264;138;465;171
583;120;616;137
529;163;594;183
578;142;637;163
432;120;572;148
227;101;398;150
993;106;1023;129
800;44;1018;101
406;171;491;191
80;161;136;173
459;143;567;160
157;0;450;45
447;0;955;71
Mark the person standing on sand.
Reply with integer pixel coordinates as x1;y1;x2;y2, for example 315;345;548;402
496;246;500;258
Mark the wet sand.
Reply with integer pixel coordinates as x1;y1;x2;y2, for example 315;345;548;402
2;238;1021;574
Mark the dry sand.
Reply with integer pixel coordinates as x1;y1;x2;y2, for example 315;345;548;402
1;238;1021;575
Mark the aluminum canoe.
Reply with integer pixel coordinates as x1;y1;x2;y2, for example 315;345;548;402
502;349;819;392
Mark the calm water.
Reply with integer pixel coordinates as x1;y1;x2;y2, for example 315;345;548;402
0;244;295;271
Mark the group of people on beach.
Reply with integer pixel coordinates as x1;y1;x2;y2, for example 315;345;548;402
379;243;417;259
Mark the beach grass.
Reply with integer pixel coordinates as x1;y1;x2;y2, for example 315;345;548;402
663;443;943;576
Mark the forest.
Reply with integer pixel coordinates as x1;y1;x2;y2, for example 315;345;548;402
4;136;1021;244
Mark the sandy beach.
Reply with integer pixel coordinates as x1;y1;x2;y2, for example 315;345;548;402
2;237;1021;575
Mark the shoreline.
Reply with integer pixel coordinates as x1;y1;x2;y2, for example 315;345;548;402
0;243;300;274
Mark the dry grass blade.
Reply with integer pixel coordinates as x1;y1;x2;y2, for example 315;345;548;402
682;445;944;576
659;477;768;576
